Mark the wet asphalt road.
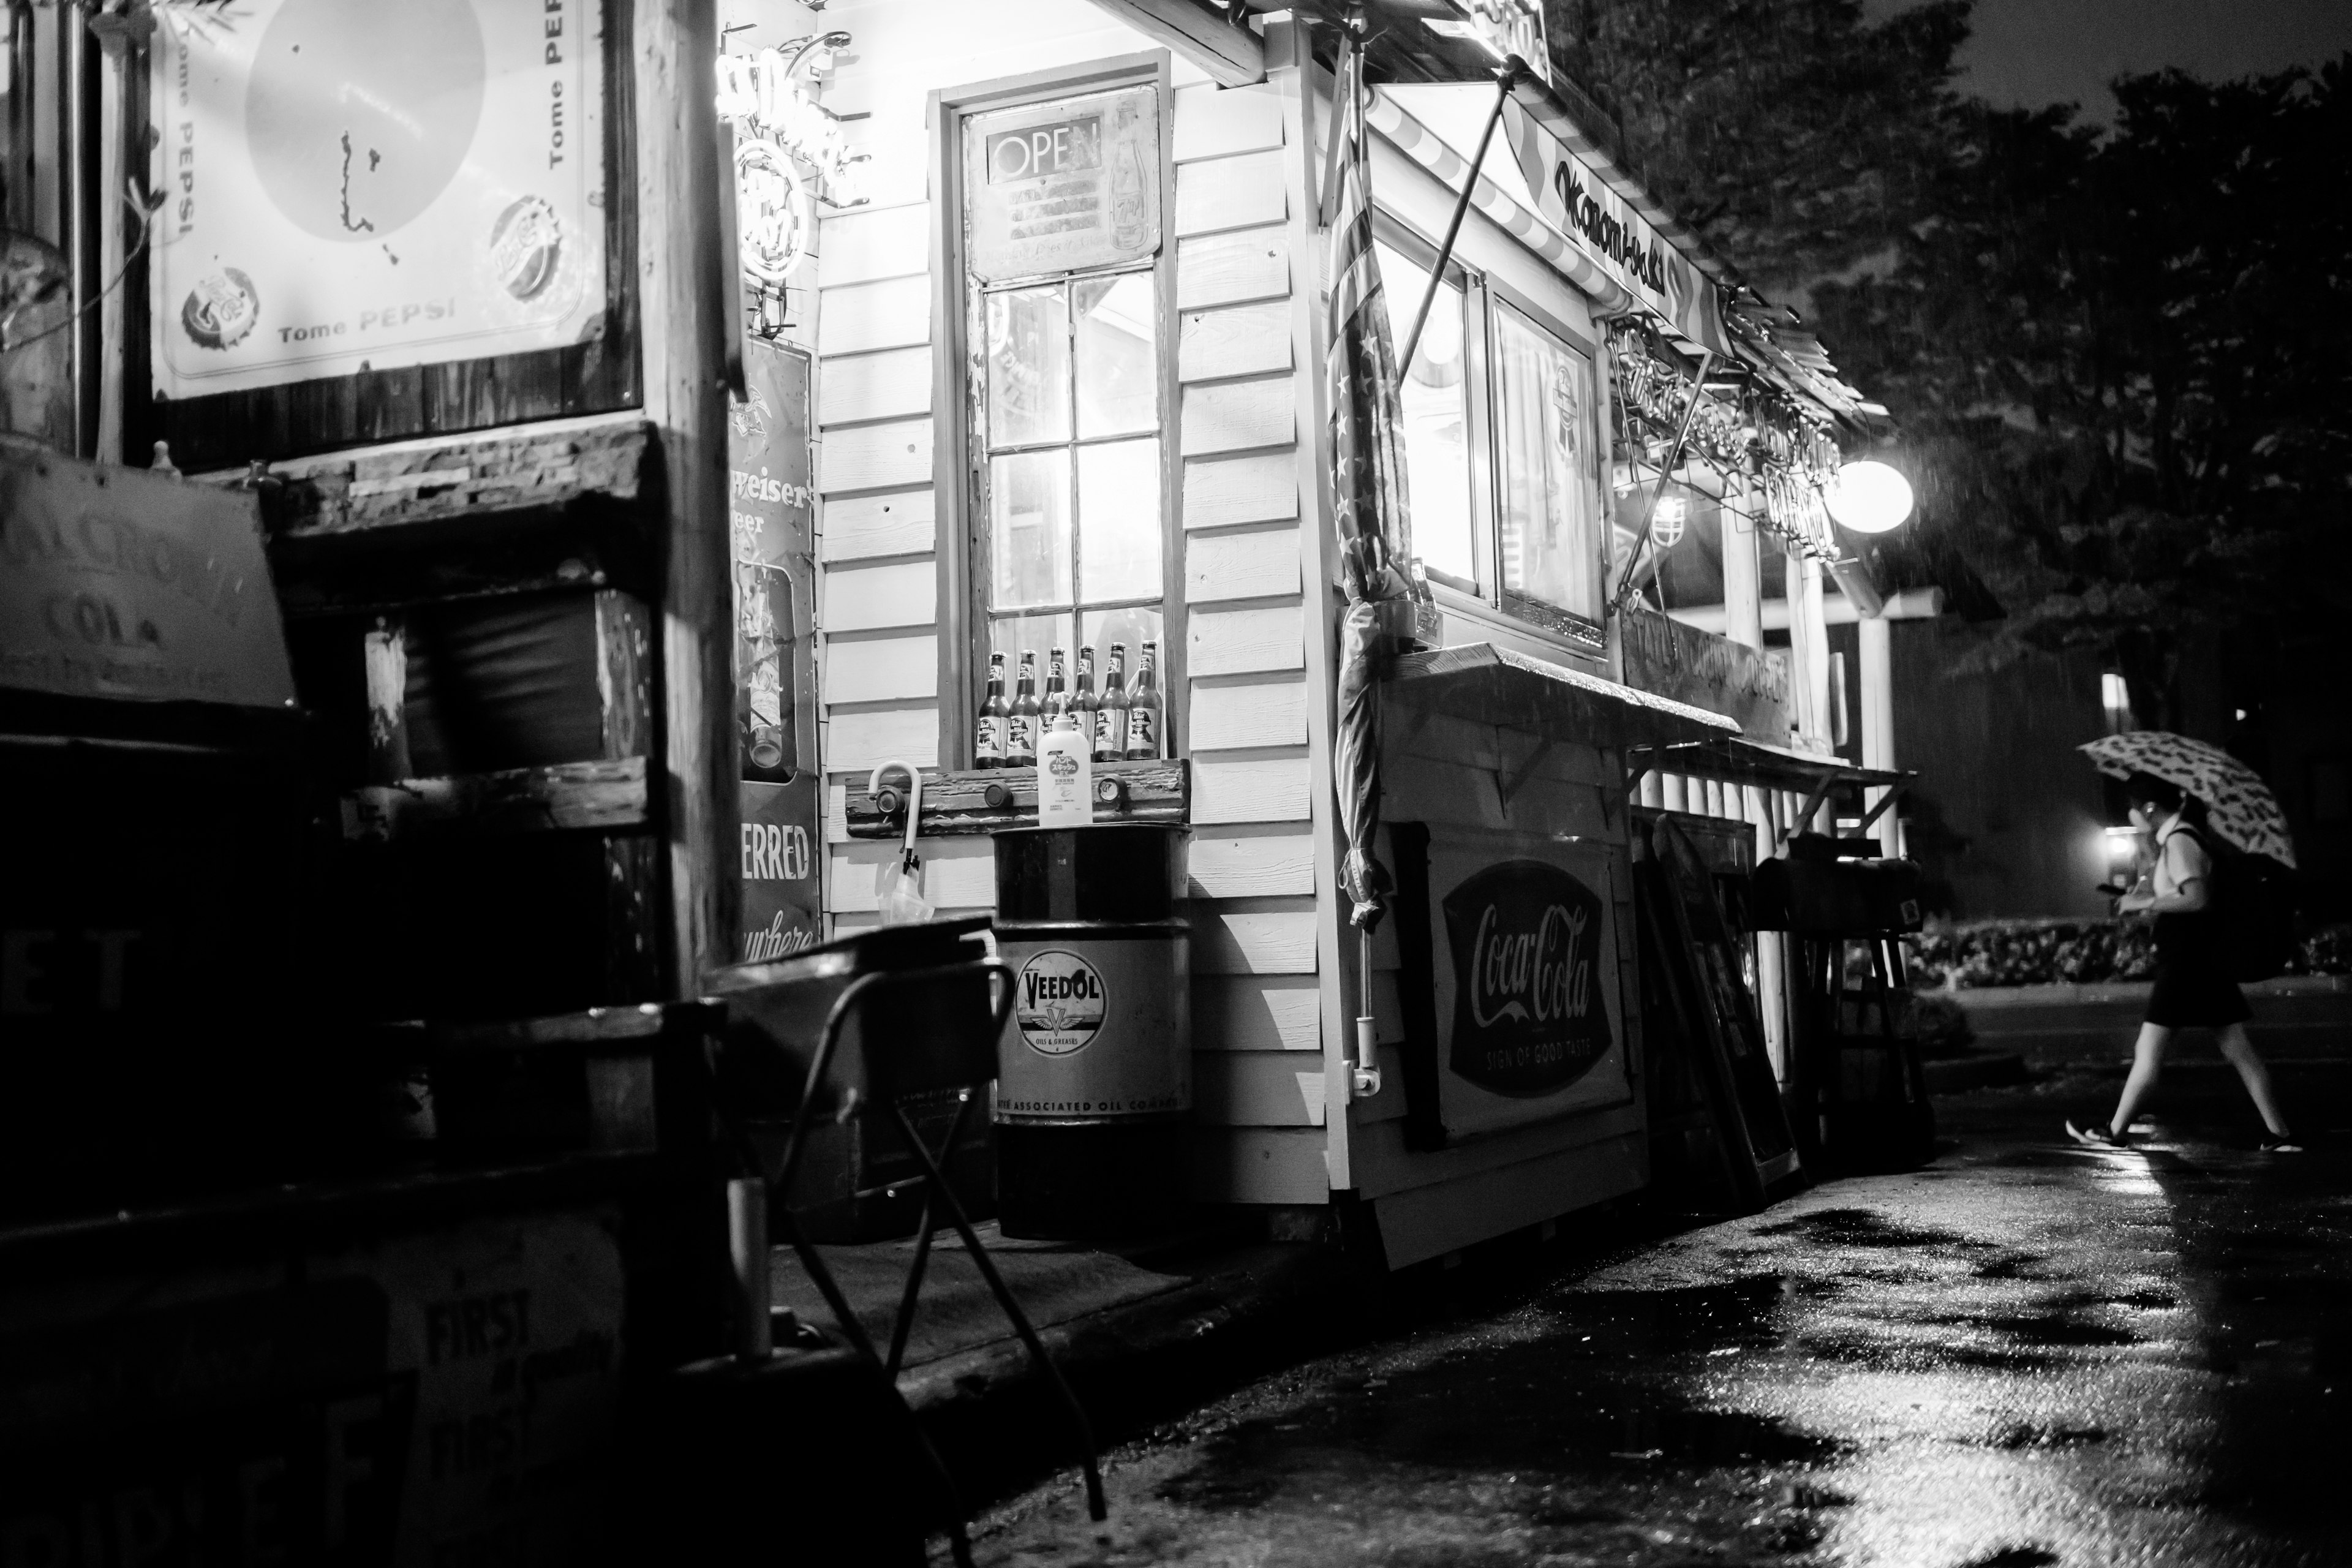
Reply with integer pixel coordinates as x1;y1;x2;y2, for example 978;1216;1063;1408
960;1067;2350;1567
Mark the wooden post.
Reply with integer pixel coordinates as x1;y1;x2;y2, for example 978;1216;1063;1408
637;0;738;992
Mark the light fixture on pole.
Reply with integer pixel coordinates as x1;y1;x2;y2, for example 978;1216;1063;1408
1824;460;1915;533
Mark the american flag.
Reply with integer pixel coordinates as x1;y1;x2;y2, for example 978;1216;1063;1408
1325;39;1419;933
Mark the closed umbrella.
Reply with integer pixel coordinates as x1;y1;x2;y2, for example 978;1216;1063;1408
1325;31;1424;938
2078;731;2296;868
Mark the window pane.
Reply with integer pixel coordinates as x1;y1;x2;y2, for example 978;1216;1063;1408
986;286;1070;447
990;612;1075;684
989;450;1073;609
1080;606;1163;671
1495;306;1600;621
1074;272;1158;437
1077;438;1162;603
1373;241;1474;586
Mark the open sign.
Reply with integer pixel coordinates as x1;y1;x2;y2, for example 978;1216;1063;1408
986;115;1101;184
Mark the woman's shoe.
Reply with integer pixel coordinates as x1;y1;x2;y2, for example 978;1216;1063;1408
2066;1120;2132;1148
2258;1131;2304;1153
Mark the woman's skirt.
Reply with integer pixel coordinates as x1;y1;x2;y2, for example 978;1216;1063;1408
2147;913;2252;1029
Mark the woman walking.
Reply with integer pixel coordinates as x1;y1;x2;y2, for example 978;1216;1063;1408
2066;772;2301;1152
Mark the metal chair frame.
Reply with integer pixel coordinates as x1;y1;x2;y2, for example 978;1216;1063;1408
722;956;1107;1561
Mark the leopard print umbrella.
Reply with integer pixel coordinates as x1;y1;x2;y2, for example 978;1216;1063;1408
2079;731;2297;869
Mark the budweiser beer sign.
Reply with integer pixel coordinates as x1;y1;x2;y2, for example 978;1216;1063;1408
1442;859;1613;1096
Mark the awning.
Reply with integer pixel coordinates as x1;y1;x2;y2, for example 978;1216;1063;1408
1376;83;1734;358
1632;734;1909;794
1385;643;1740;751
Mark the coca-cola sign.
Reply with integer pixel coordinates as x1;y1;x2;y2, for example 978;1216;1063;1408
1442;859;1613;1096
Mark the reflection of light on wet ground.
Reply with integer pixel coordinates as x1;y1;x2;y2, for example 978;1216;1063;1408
2081;1151;2166;1199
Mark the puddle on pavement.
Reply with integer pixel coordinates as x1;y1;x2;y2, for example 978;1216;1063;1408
1550;1273;1790;1355
1153;1288;1846;1521
1977;1419;2109;1449
1932;1311;2143;1349
1751;1207;1973;1250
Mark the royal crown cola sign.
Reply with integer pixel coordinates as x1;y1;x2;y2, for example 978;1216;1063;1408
1442;858;1613;1096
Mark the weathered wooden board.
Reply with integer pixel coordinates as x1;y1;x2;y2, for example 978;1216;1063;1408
1180;301;1294;383
1192;752;1311;824
340;756;648;843
1188;831;1315;897
594;589;652;760
1177;227;1292;311
818;418;934;494
1172;81;1285;162
235;416;650;538
817;346;934;427
1175;149;1288;237
819;202;931;285
1191;675;1308;750
824;632;938;705
823;558;938;631
816;275;932;356
824;705;940;774
1185;526;1302;601
820;488;936;562
1191;900;1318;974
1194;973;1322;1052
840;761;1188;837
1188;1126;1327;1204
1187;603;1303;677
1194;1052;1327;1126
1183;449;1300;528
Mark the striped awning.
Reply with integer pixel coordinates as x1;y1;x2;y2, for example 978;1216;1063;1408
1363;89;1635;319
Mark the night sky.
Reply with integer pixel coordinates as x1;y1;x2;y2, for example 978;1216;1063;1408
1874;0;2352;119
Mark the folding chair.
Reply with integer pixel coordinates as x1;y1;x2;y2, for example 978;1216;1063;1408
713;953;1107;1560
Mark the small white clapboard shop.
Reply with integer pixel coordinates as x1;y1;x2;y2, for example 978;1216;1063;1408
723;0;1885;1265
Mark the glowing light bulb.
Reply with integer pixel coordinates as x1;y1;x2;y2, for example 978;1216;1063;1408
1825;460;1914;533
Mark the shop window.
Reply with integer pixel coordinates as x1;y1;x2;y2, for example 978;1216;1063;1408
1493;303;1602;629
1374;218;1605;649
953;76;1175;766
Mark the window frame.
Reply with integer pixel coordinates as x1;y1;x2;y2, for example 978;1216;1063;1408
1370;208;1611;658
929;53;1180;768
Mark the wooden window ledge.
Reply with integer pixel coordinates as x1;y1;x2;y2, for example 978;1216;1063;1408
843;760;1188;839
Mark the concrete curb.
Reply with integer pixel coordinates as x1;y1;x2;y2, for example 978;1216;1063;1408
1922;1052;2029;1094
897;1241;1348;1415
1945;975;2350;1009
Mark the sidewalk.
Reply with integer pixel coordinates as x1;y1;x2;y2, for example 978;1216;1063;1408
767;1223;1349;1415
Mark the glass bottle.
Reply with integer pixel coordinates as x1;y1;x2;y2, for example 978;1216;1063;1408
975;651;1008;769
1071;645;1098;740
1007;649;1040;768
1041;647;1069;731
1124;639;1161;761
1094;643;1128;764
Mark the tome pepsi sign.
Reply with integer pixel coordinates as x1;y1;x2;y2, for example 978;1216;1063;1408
1442;858;1613;1096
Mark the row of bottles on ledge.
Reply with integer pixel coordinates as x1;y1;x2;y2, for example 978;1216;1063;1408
974;641;1161;768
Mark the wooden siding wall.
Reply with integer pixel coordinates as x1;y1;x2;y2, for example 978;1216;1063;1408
805;2;1327;1204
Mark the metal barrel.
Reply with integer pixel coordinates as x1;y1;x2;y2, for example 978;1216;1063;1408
991;825;1189;1240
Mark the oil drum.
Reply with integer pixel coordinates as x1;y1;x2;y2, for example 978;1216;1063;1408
992;825;1189;1240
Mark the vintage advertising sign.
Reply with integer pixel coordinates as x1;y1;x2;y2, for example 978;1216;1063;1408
731;339;821;963
0;1209;625;1566
964;84;1160;282
1420;828;1629;1139
1618;605;1792;742
0;444;295;707
148;0;607;399
1444;858;1614;1095
1499;99;1727;355
994;934;1190;1121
